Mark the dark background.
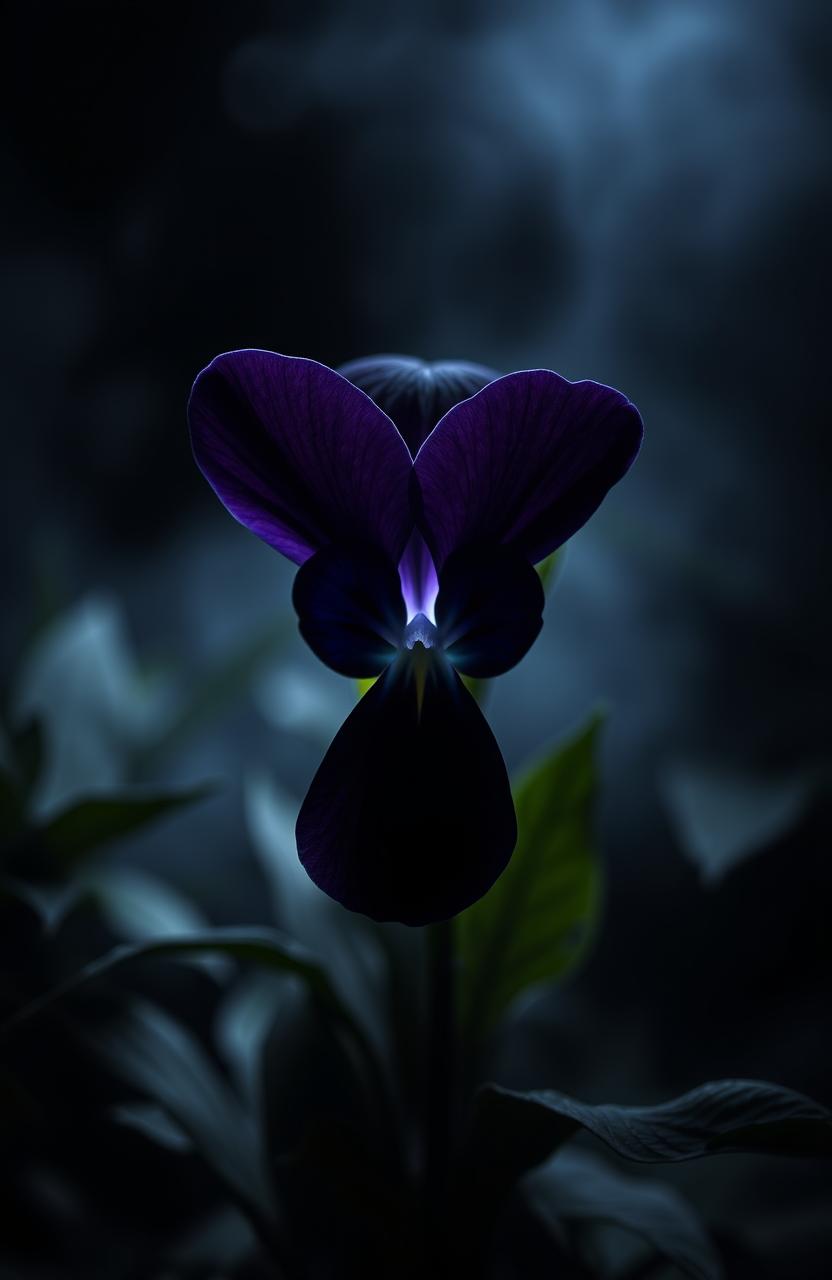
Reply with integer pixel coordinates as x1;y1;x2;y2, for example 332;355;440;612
2;1;830;1275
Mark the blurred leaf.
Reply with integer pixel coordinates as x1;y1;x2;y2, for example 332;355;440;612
141;616;290;767
466;1079;832;1199
459;713;604;1044
0;927;379;1090
38;782;215;871
3;923;397;1195
111;1099;193;1152
259;980;369;1167
92;999;277;1228
1;875;79;933
13;595;175;814
245;774;388;1057
528;1150;722;1280
661;761;815;884
90;866;211;942
245;778;400;1165
88;866;227;978
536;546;565;592
215;970;296;1111
257;661;349;743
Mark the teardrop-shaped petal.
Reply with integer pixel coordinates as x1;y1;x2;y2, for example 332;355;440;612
296;649;517;925
436;544;544;677
292;543;407;678
414;370;643;569
339;354;499;456
189;350;414;565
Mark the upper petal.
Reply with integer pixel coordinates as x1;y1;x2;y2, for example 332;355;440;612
296;649;517;925
413;370;643;569
189;350;414;565
339;354;499;456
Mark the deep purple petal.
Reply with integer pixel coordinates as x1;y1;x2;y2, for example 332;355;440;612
436;544;544;678
414;370;643;569
292;543;406;678
296;649;517;925
339;354;499;456
189;350;414;565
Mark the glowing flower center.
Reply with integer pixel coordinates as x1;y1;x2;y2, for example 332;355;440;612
398;531;439;625
404;612;438;650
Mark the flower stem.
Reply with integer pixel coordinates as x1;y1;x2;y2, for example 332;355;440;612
424;917;456;1261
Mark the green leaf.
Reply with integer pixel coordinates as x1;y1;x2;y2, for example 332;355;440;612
536;546;565;592
528;1150;722;1280
466;1079;832;1200
37;783;216;870
461;674;489;705
459;713;604;1044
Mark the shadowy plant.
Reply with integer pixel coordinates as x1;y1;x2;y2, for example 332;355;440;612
2;563;830;1280
2;354;830;1278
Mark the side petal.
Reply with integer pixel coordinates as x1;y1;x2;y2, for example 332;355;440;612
414;370;643;569
296;650;517;925
292;543;406;678
189;350;414;565
339;354;499;455
436;544;544;678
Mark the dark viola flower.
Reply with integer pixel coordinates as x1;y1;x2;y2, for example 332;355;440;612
188;351;642;925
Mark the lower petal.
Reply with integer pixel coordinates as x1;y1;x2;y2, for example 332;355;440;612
296;650;517;925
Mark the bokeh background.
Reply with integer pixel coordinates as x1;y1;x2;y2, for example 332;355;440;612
2;1;830;1275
